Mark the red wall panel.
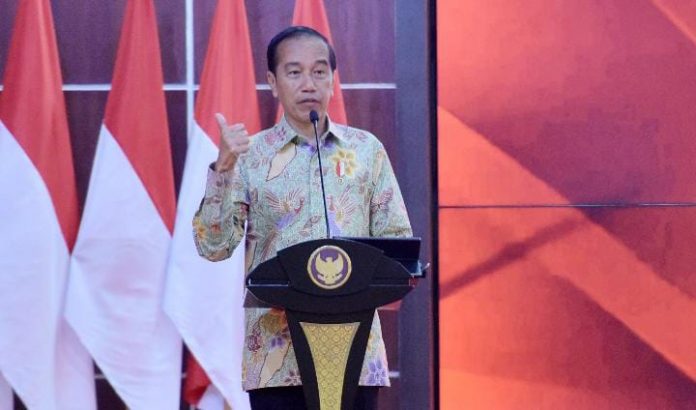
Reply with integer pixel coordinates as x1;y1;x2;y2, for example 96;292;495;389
439;207;696;409
439;0;696;205
438;0;696;408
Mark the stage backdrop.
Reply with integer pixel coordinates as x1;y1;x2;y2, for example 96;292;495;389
0;0;435;409
438;0;696;409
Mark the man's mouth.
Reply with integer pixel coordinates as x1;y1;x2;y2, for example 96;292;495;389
298;99;319;105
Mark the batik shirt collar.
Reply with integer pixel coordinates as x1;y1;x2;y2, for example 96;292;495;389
276;114;346;149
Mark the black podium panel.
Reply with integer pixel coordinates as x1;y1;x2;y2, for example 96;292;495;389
246;237;422;410
248;238;414;314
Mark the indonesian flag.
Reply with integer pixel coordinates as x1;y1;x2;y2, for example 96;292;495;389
64;0;181;408
277;0;348;124
164;0;259;408
0;0;95;408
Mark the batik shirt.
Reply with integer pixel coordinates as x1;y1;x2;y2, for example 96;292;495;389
193;116;412;391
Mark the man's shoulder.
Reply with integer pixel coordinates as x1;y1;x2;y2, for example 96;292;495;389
334;123;384;149
248;123;292;151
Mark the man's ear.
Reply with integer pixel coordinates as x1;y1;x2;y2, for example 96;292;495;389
267;71;278;98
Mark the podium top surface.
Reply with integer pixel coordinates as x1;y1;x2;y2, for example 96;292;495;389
337;236;424;278
336;236;420;257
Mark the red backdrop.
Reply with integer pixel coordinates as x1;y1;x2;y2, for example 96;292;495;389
438;1;696;408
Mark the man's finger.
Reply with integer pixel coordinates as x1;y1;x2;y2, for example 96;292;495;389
221;134;236;148
215;113;228;131
230;137;250;147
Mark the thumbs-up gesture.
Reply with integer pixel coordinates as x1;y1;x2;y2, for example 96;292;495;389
214;113;250;172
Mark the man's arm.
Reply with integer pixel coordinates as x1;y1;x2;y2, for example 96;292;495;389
192;163;248;261
192;113;251;261
369;145;413;237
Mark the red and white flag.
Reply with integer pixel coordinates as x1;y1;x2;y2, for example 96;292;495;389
277;0;348;124
164;0;259;408
64;0;181;407
0;1;96;408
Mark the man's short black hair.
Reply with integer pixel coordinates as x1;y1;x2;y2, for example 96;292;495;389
266;26;337;74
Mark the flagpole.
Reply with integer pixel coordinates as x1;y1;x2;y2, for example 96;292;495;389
185;2;195;410
186;0;195;145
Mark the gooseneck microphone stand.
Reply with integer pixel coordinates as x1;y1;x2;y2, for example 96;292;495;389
309;110;331;238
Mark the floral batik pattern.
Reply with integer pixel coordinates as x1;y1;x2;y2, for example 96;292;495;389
193;116;411;390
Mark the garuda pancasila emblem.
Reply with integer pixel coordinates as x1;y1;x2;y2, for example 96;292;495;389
307;245;352;289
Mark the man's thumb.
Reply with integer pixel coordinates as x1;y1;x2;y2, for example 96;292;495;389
215;113;227;131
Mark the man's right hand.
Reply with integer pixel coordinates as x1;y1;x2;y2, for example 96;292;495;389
214;113;250;172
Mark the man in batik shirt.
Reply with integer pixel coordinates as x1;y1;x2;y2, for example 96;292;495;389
193;26;411;410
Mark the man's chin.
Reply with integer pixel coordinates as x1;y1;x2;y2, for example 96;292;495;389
295;107;323;120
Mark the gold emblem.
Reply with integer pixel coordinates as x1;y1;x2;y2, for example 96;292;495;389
307;245;352;289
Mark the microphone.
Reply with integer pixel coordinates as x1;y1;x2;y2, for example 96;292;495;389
309;109;319;124
309;110;331;238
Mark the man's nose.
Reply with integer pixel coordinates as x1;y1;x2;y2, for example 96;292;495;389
300;73;317;91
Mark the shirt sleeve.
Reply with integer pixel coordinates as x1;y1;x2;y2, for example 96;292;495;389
369;145;413;237
192;160;248;261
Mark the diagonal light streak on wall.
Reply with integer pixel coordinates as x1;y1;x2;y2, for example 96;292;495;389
438;106;696;383
650;0;696;47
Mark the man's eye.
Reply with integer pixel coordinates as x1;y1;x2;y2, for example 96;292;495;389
314;70;326;76
288;70;300;76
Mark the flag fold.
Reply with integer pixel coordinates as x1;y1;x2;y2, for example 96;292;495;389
0;0;95;408
164;0;258;408
65;0;181;408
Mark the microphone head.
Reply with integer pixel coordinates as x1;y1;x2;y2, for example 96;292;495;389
309;110;319;123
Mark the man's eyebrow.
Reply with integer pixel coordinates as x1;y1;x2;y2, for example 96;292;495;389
281;60;329;71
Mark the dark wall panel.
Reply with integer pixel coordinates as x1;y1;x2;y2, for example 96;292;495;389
396;1;437;409
195;0;395;83
55;0;184;83
63;91;107;208
0;0;19;79
165;91;188;198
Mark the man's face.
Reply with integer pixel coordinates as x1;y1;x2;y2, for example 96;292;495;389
267;36;334;132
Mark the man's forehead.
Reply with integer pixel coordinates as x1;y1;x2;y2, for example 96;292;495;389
276;36;330;64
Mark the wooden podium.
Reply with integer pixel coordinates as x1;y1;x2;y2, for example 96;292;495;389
246;237;423;410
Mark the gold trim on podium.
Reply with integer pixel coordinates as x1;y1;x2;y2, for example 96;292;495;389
300;322;360;410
